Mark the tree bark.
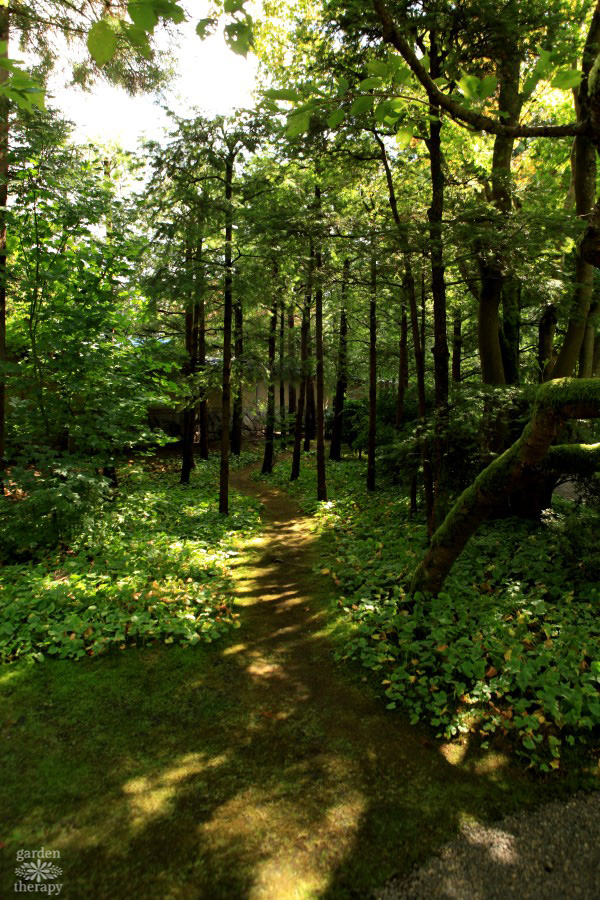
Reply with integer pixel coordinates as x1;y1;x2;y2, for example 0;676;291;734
367;251;377;491
279;295;286;447
315;189;327;502
197;246;209;460
451;309;461;382
230;294;244;456
287;303;297;435
396;301;408;426
291;249;313;480
330;257;349;459
219;153;235;514
411;378;600;594
261;291;277;475
538;304;558;382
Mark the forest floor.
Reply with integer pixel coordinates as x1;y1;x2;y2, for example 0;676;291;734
0;459;593;898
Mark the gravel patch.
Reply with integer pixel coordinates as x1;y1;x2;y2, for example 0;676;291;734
377;792;600;899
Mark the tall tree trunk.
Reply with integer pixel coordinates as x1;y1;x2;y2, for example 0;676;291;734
279;295;286;447
197;245;209;460
579;297;599;376
230;295;243;456
451;309;461;382
181;242;200;484
219;154;235;515
261;291;277;474
538;304;558;382
367;251;377;491
291;250;313;480
396;301;408;426
500;278;521;384
0;9;9;496
550;14;600;378
287;303;297;435
406;258;432;518
593;332;600;376
427;33;450;533
315;185;327;501
303;313;314;454
330;257;349;459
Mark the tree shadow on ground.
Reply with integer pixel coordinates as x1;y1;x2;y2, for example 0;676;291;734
0;470;550;899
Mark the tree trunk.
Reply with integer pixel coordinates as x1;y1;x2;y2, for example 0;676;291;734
406;258;433;519
261;292;277;475
367;251;377;491
579;297;599;376
279;295;286;447
396;301;408;426
219;154;235;515
0;9;9;496
538;304;558;382
198;250;209;460
500;278;521;384
181;242;200;484
314;188;327;502
291;249;313;480
230;294;243;456
411;378;600;594
330;257;349;459
593;332;600;376
451;309;461;382
287;303;297;435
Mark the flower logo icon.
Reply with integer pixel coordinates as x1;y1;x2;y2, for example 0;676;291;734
15;860;62;882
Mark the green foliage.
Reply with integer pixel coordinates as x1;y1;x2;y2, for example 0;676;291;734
265;454;600;771
0;459;261;664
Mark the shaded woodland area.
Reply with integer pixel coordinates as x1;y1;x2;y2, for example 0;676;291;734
1;1;600;897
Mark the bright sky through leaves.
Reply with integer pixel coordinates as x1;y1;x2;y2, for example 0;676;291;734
47;4;259;148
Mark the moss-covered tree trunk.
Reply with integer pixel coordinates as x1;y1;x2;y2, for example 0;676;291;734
411;378;600;594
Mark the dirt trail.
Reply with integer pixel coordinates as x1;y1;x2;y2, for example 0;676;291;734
214;468;536;899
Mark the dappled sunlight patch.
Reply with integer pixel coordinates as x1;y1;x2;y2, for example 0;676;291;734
123;752;230;828
461;823;519;865
440;741;469;766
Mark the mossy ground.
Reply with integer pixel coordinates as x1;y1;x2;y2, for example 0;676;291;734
0;461;579;898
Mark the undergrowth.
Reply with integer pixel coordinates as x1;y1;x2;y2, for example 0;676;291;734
261;451;600;772
0;456;261;663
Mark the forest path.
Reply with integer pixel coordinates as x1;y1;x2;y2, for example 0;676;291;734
218;465;540;899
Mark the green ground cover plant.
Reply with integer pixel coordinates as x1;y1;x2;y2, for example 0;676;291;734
0;457;261;663
261;453;600;772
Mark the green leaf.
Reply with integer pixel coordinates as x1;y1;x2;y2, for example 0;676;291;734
327;108;345;129
196;17;216;39
395;126;413;149
286;111;311;138
224;0;246;11
350;95;374;115
264;88;300;102
224;20;253;56
336;77;349;97
359;76;383;90
551;69;582;90
127;1;158;31
458;71;480;100
368;60;389;77
87;20;118;66
479;75;497;100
